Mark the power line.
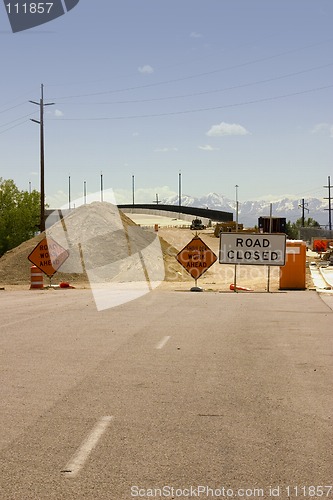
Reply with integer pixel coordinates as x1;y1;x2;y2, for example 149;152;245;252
43;28;294;88
0;88;37;111
53;62;333;107
48;38;333;100
0;102;28;115
293;186;325;198
0;111;37;128
0;120;31;135
48;83;333;121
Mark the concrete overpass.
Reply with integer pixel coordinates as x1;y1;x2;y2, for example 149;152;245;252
45;204;233;227
118;204;233;225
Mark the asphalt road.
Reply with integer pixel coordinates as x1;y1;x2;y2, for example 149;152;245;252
0;288;332;500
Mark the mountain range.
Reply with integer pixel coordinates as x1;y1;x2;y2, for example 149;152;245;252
162;193;331;228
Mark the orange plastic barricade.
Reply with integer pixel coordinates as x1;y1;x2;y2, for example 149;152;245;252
313;239;328;253
279;240;306;290
30;265;44;289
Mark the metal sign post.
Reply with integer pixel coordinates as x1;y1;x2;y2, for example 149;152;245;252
267;203;273;292
219;232;286;292
233;264;237;292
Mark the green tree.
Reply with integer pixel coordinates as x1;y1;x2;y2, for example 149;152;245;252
285;217;320;239
285;220;298;239
301;217;321;228
0;178;40;256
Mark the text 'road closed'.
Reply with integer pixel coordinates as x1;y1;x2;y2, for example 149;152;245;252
219;233;286;266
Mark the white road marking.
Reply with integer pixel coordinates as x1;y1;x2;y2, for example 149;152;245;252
156;336;171;350
62;416;113;478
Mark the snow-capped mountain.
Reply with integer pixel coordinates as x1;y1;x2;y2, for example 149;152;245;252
162;193;330;227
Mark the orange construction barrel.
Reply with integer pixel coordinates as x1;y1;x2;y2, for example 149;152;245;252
30;265;44;289
279;240;306;290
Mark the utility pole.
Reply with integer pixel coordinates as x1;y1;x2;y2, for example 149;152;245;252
30;84;54;232
324;175;332;230
298;198;309;227
84;181;87;205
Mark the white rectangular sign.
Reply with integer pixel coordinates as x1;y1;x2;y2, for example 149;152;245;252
219;233;286;266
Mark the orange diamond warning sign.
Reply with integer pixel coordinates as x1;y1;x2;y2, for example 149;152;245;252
28;237;69;277
176;236;217;280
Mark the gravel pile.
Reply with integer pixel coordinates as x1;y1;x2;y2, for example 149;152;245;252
0;202;184;287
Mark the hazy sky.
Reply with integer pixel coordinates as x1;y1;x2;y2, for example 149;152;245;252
1;0;332;207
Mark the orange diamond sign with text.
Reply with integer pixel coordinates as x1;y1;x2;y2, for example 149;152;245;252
28;237;69;278
176;236;217;280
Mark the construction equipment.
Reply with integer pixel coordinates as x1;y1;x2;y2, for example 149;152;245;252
214;221;244;237
190;218;206;230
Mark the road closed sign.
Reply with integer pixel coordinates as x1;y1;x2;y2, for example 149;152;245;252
219;233;286;266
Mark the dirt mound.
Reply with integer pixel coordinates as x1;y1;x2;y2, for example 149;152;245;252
0;202;185;287
0;232;49;286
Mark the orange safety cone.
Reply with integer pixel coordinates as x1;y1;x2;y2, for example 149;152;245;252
30;265;44;289
59;282;75;289
230;283;253;292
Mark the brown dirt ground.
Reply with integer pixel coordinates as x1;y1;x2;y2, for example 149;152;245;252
0;213;316;292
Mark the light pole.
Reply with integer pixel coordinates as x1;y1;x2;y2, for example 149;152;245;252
68;175;71;209
132;175;135;205
30;84;54;232
100;172;104;202
235;184;239;232
178;170;182;208
153;193;160;205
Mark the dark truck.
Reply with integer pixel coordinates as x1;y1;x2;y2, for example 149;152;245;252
190;218;206;230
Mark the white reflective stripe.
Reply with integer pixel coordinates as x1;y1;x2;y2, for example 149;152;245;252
286;247;300;254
